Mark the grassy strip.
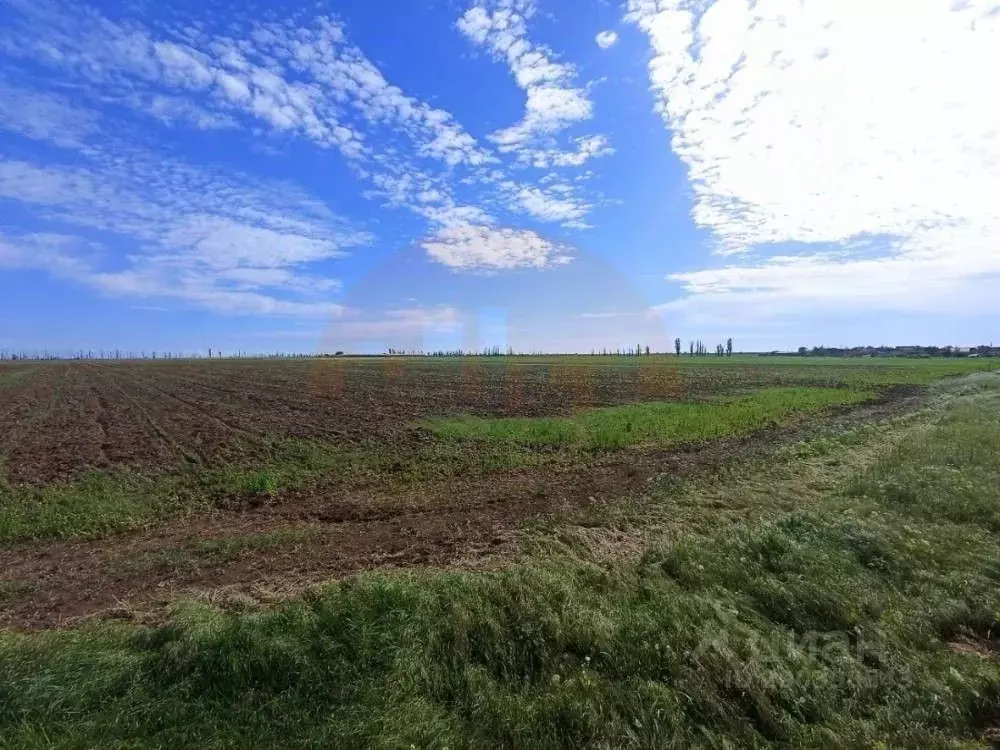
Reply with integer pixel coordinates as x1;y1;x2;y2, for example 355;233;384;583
0;435;548;543
423;386;874;449
0;471;173;542
0;440;353;543
0;377;998;746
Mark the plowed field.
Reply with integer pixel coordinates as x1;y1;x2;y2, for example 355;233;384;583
0;356;989;628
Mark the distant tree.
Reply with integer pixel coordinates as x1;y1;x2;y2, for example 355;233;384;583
689;341;695;356
675;338;682;356
726;338;733;357
645;345;650;356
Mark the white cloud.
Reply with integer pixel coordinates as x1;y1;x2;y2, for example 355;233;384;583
627;0;1000;314
519;134;614;168
0;131;368;316
90;267;346;317
492;86;592;148
0;154;369;254
595;30;619;49
217;267;341;293
0;230;344;317
668;248;1000;315
0;80;100;148
0;231;93;277
422;224;572;271
445;1;608;231
163;216;348;269
364;161;495;228
146;94;237;130
154;41;215;88
215;71;251;102
0;2;493;168
511;185;591;226
1;0;601;288
418;201;495;229
458;2;596;148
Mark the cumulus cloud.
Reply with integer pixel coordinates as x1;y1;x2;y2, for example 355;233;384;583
627;0;1000;315
422;224;572;271
595;31;619;49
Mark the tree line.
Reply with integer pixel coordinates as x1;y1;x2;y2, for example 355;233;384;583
782;345;999;358
674;338;734;357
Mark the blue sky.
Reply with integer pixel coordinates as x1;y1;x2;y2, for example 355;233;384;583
1;0;998;356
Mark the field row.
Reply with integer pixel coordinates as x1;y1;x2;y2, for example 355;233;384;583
1;357;990;485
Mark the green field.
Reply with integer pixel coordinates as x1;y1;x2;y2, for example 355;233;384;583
1;357;998;746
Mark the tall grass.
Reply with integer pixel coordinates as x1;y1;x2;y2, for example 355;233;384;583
0;376;998;747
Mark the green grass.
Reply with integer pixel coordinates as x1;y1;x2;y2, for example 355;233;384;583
423;386;874;449
0;375;998;746
0;470;178;542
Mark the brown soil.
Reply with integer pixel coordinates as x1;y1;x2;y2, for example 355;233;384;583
0;359;889;484
947;623;1000;664
0;385;920;631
